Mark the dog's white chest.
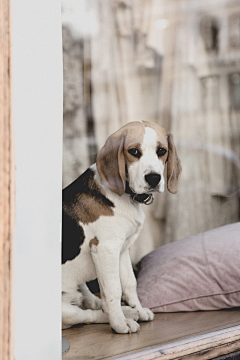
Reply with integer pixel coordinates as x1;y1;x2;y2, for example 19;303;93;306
107;193;145;251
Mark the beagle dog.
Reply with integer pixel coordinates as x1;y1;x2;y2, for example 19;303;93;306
62;121;181;334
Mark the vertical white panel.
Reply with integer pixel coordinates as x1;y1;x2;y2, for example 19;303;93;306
12;1;62;359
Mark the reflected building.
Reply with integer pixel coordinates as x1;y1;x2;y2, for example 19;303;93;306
156;0;240;250
62;0;240;264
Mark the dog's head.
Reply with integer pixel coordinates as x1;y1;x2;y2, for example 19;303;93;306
96;121;182;197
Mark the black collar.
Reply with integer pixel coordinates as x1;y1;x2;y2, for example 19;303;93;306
125;182;154;205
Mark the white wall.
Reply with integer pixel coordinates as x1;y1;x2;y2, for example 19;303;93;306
12;1;62;359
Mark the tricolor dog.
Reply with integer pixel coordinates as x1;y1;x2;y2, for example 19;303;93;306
62;121;182;334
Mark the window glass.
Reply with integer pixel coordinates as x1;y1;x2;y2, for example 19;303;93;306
229;72;240;110
62;0;240;264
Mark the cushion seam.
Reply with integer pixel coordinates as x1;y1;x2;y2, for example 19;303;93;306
149;288;240;309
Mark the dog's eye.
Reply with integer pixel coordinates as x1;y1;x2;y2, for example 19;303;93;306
128;148;141;158
157;148;167;157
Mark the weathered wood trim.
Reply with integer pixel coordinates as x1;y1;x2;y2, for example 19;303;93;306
0;0;14;359
116;325;240;360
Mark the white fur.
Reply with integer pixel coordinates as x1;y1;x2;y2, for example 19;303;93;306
128;127;165;194
62;178;152;333
62;126;165;333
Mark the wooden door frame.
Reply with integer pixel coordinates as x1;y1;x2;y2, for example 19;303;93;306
1;0;240;359
0;0;14;359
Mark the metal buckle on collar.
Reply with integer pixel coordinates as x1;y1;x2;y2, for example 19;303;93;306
126;182;154;205
132;193;154;205
143;193;154;205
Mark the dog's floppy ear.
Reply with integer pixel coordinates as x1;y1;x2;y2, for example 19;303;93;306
167;133;182;194
96;130;126;196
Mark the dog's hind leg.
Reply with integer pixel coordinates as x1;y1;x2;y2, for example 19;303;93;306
62;300;109;329
78;283;102;310
77;284;139;321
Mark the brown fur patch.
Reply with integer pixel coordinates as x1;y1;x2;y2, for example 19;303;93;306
123;124;145;170
167;134;182;193
89;237;99;248
74;193;114;225
123;123;146;151
63;169;114;226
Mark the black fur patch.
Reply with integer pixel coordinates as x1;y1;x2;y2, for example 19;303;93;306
62;168;114;264
62;212;85;264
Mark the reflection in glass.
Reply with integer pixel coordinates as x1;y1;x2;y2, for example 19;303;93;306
62;0;240;264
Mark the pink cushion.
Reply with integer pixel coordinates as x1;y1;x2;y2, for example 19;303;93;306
137;222;240;312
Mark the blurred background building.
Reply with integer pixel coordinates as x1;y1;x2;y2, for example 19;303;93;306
62;0;240;264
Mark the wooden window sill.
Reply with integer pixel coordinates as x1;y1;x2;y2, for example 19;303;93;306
62;309;240;360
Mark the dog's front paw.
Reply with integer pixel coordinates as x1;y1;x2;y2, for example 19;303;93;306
111;318;140;334
138;308;154;322
122;306;139;321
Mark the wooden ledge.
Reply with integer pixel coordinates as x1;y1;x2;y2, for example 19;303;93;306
63;309;240;360
115;325;240;360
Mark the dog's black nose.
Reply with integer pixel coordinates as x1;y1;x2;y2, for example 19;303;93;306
145;173;161;187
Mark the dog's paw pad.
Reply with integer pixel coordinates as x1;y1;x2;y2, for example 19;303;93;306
111;318;140;334
138;308;154;322
125;318;140;333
